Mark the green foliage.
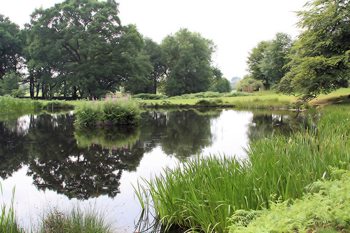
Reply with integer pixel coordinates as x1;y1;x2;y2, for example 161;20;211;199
0;72;24;97
210;78;231;93
247;33;292;89
133;93;167;100
75;100;140;127
279;0;350;97
136;105;350;232
25;0;152;99
236;75;264;92
0;15;22;79
162;29;215;96
229;170;350;233
195;99;223;106
39;208;111;233
0;188;22;233
0;96;42;115
143;38;167;94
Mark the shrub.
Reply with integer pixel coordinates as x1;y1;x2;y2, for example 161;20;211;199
75;100;140;128
133;93;167;100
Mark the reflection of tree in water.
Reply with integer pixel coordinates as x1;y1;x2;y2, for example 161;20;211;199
0;109;220;199
0;113;146;200
160;109;221;160
27;145;144;199
0;121;28;179
25;114;145;199
248;112;307;142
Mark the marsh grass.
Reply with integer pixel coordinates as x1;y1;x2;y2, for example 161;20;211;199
0;187;22;233
74;99;140;127
39;208;111;233
136;105;350;232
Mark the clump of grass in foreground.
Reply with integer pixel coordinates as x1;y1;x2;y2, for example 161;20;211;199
136;105;350;232
0;187;22;233
229;169;350;233
39;208;111;233
75;99;140;128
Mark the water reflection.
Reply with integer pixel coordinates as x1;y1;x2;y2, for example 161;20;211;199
0;109;306;231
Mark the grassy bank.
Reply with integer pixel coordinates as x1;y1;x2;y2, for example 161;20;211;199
136;104;350;232
0;97;74;121
136;91;297;109
74;100;140;128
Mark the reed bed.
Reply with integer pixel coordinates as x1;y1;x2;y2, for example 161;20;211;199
74;99;140;127
136;105;350;232
39;208;112;233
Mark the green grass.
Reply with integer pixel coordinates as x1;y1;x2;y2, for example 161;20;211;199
136;104;350;232
137;91;297;109
39;208;111;233
0;96;42;115
0;186;23;233
74;99;141;128
229;169;350;233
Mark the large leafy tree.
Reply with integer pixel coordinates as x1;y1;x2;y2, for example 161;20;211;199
0;15;22;79
162;29;215;96
25;0;151;99
279;0;350;97
247;33;292;89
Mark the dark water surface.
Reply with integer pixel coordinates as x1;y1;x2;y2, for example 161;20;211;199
0;109;304;232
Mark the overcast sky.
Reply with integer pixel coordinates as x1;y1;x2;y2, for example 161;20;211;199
1;0;306;79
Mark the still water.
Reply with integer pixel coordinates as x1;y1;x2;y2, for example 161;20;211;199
0;109;303;232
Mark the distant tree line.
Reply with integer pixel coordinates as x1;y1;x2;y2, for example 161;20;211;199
0;0;231;99
238;0;350;98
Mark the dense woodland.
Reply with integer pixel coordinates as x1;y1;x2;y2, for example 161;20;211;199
0;0;349;99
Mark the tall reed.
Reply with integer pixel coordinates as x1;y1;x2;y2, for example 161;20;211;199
75;99;140;128
0;187;22;233
39;208;111;233
136;105;350;232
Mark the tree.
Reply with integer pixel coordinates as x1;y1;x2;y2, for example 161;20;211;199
279;0;350;98
25;0;151;99
247;41;270;88
162;29;215;96
209;67;231;93
142;38;167;94
259;33;292;88
247;33;292;89
0;72;23;97
236;75;264;92
0;15;22;79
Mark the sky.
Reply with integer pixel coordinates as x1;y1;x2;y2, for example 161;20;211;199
0;0;306;79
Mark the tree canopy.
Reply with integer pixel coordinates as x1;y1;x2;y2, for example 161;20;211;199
0;15;22;79
278;0;350;97
162;29;215;96
25;0;151;99
247;33;292;89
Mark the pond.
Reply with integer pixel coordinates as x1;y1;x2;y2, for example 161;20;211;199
0;109;305;232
